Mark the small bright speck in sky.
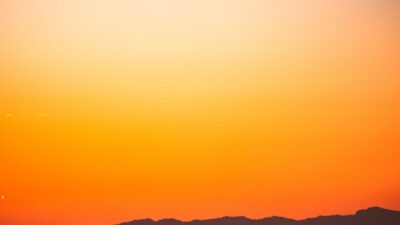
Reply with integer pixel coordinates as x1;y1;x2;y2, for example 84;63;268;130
0;195;5;200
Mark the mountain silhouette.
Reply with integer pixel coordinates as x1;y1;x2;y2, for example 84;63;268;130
117;207;400;225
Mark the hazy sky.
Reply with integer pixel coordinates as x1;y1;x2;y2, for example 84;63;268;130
0;1;399;225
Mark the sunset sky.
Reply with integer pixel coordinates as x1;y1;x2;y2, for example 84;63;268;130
1;1;400;225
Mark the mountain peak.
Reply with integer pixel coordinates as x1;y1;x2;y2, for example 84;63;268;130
119;218;154;225
356;206;398;215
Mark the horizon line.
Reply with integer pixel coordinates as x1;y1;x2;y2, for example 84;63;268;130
125;206;400;223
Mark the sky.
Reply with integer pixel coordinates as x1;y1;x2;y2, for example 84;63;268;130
0;1;400;225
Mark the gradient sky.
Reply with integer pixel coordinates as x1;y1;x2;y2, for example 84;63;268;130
1;1;400;225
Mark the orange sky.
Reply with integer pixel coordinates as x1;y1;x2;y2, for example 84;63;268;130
1;1;400;225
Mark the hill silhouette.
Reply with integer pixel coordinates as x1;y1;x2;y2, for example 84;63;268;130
117;207;400;225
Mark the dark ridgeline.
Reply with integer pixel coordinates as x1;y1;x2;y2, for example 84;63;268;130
117;207;400;225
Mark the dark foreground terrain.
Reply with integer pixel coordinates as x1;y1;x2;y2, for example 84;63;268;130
118;207;400;225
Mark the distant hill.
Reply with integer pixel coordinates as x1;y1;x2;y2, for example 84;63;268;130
117;207;400;225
